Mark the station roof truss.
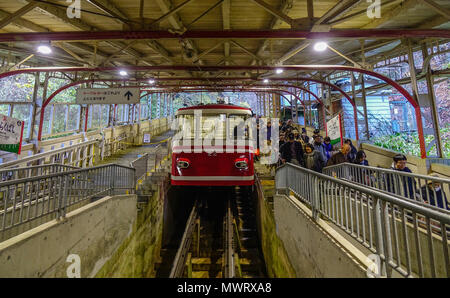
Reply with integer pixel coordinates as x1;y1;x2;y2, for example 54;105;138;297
0;0;447;81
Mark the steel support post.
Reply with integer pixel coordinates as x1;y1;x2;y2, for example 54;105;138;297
421;43;443;157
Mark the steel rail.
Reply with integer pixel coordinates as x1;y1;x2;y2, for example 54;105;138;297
223;199;235;278
169;200;199;278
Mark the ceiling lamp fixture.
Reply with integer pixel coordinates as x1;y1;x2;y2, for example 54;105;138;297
119;70;128;76
314;42;328;52
263;79;269;83
275;68;283;74
37;44;52;55
148;79;155;84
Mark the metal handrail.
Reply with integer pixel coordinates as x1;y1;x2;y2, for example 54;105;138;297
276;163;450;278
323;163;450;211
0;163;135;241
0;164;79;181
0;140;99;169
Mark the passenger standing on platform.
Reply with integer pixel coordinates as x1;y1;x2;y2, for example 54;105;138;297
267;119;272;142
390;154;418;200
310;129;321;144
354;150;369;166
280;132;304;166
303;143;325;173
421;176;450;210
279;133;285;148
326;144;350;166
301;128;310;144
323;136;333;161
281;119;293;133
344;139;358;163
312;135;327;168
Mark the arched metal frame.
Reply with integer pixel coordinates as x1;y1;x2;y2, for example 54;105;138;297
0;64;426;158
140;83;327;132
37;78;346;141
141;87;330;130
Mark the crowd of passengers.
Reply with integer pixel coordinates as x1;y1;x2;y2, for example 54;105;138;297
264;119;449;211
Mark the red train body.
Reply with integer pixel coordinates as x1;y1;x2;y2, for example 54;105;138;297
171;103;255;186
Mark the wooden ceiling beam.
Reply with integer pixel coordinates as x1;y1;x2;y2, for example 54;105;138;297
248;0;295;27
255;0;293;59
25;0;154;65
362;0;418;29
316;0;363;25
86;0;130;24
421;0;450;20
0;2;38;29
155;0;203;65
0;8;49;32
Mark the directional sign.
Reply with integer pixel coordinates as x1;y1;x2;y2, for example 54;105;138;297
76;88;140;104
0;114;24;154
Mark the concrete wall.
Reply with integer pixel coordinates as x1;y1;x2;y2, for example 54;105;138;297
274;193;370;277
255;178;296;277
0;195;137;278
95;175;168;278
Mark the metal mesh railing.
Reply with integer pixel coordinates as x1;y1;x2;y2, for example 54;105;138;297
323;163;450;211
0;164;79;182
276;163;450;278
0;164;135;240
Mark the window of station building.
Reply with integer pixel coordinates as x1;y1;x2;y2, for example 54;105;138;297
89;105;102;129
0;73;35;103
67;105;80;132
101;105;110;127
42;107;52;136
140;103;149;120
11;104;32;139
52;105;68;134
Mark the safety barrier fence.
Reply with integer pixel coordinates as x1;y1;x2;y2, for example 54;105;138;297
276;163;450;278
129;142;171;182
0;164;79;182
323;163;450;211
0;164;135;240
0;118;172;170
0;140;99;169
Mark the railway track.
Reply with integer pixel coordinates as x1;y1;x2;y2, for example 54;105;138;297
167;187;266;278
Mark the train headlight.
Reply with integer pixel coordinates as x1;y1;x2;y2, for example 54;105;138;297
176;158;190;169
235;158;249;170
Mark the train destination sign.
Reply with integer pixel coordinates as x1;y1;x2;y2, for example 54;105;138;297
76;88;140;104
0;114;24;154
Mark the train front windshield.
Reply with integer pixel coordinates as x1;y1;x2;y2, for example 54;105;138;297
175;113;252;140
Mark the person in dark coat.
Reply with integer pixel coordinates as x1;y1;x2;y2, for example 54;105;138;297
303;143;325;173
301;128;309;144
388;154;417;200
312;135;327;168
326;144;350;166
354;150;369;166
323;136;333;161
344;139;358;163
421;178;450;211
280;132;304;166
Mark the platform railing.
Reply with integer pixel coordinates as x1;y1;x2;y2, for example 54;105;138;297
276;163;450;278
0;164;79;181
0;164;135;241
0;140;99;169
323;163;450;211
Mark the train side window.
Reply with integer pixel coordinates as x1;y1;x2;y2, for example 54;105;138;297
228;114;251;140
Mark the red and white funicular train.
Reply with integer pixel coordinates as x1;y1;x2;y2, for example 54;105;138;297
171;103;255;186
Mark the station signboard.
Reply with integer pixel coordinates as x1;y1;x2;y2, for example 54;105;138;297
76;88;140;104
326;114;343;146
0;114;24;154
